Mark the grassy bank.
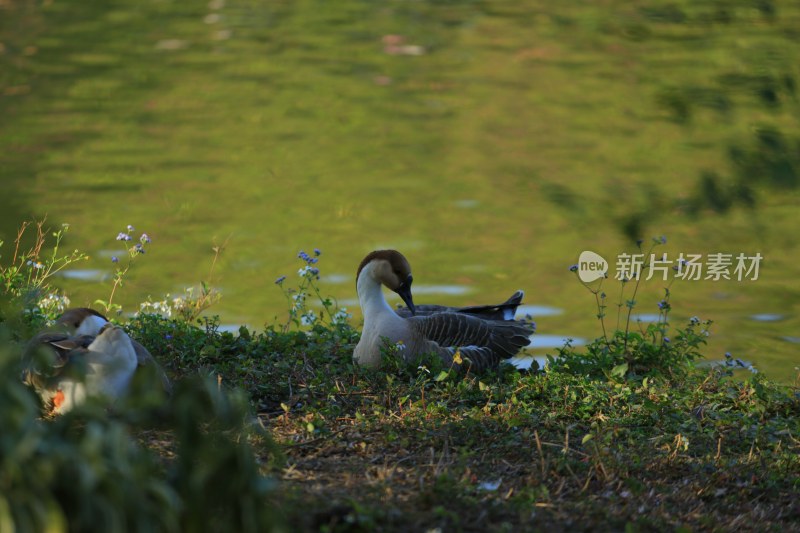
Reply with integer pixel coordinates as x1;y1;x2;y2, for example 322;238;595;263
1;227;798;531
6;307;797;531
131;313;799;531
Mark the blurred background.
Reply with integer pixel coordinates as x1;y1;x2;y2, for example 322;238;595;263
1;0;798;381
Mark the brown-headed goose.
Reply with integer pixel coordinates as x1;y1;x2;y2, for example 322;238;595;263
354;250;533;371
23;308;171;414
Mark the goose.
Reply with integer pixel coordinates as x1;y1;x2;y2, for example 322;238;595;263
22;308;171;414
354;250;534;371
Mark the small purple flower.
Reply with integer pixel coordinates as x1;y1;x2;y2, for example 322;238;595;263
275;275;286;285
661;236;667;244
636;239;643;248
309;267;320;277
134;243;145;254
165;334;173;340
724;352;732;359
308;257;319;264
600;292;606;299
314;248;321;256
111;256;119;263
569;264;578;272
127;225;135;232
298;251;310;262
116;232;132;241
140;233;151;244
664;337;670;343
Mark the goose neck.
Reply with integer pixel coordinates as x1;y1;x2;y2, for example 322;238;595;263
357;269;397;323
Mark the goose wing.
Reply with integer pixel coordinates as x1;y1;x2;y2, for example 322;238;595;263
22;332;94;390
396;290;525;320
131;339;172;394
407;312;532;371
89;324;171;393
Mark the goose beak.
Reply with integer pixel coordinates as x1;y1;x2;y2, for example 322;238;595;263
395;275;415;315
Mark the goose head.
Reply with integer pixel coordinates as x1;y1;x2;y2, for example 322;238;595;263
357;249;416;315
55;307;109;336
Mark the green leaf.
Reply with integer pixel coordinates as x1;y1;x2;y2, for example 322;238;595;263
611;362;629;378
434;370;449;382
582;433;594;444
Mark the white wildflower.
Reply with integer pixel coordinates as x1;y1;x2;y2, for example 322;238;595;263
332;308;352;325
300;310;317;326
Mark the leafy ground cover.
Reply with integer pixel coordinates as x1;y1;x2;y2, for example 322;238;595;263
1;224;798;531
129;313;799;531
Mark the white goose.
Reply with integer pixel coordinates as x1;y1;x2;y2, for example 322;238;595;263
23;308;171;414
354;250;533;371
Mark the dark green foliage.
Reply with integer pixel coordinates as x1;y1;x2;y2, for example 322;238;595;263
548;316;708;381
168;378;279;533
112;280;798;531
696;170;733;213
126;313;360;414
655;89;693;124
639;4;688;24
2;285;798;531
730;126;800;189
682;125;800;216
0;316;282;533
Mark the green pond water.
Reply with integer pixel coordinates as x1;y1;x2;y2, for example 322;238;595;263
2;0;799;381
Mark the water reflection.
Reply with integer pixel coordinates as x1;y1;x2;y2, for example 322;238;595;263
515;305;563;318
528;334;587;349
749;313;786;322
511;332;590;378
218;324;248;334
58;269;109;282
632;313;661;322
508;356;548;371
699;358;758;374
